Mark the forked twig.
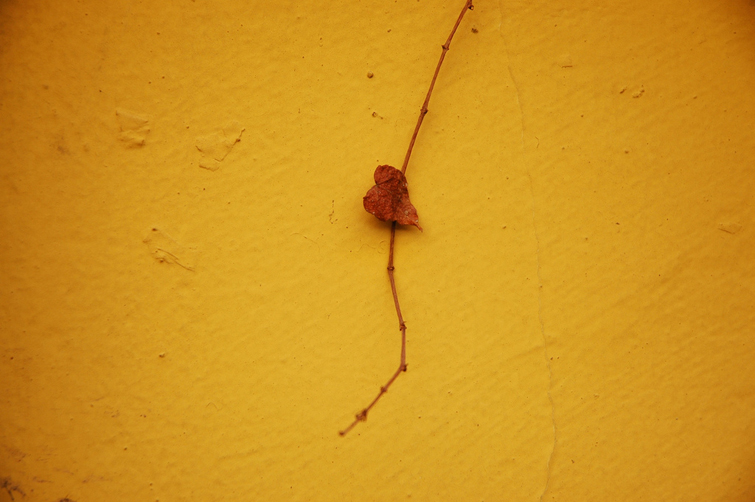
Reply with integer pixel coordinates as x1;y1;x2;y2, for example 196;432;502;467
340;0;473;436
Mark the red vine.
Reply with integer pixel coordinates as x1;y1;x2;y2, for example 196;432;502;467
340;0;474;436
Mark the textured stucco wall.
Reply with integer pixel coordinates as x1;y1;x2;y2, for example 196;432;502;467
1;1;754;501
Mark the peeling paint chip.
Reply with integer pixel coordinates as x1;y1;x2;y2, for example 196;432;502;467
116;108;151;147
717;222;742;234
143;227;197;271
557;54;573;68
195;121;245;171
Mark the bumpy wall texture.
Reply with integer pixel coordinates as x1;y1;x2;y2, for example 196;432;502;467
1;1;754;501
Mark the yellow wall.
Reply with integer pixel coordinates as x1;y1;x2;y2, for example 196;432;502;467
1;0;754;500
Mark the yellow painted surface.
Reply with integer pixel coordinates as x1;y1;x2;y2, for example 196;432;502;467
1;0;754;500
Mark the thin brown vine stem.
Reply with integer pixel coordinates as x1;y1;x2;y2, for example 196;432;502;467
401;0;474;174
339;0;473;437
339;223;406;437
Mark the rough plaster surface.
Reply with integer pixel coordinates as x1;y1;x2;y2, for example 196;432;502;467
0;0;753;501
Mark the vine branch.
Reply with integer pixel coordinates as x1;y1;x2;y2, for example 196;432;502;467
340;0;473;437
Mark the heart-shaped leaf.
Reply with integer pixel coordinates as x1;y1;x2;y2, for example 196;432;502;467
363;165;422;230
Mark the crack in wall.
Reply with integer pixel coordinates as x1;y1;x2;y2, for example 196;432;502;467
530;169;556;502
497;3;557;500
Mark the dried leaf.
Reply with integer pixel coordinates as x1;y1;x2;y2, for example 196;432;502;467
363;165;422;230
